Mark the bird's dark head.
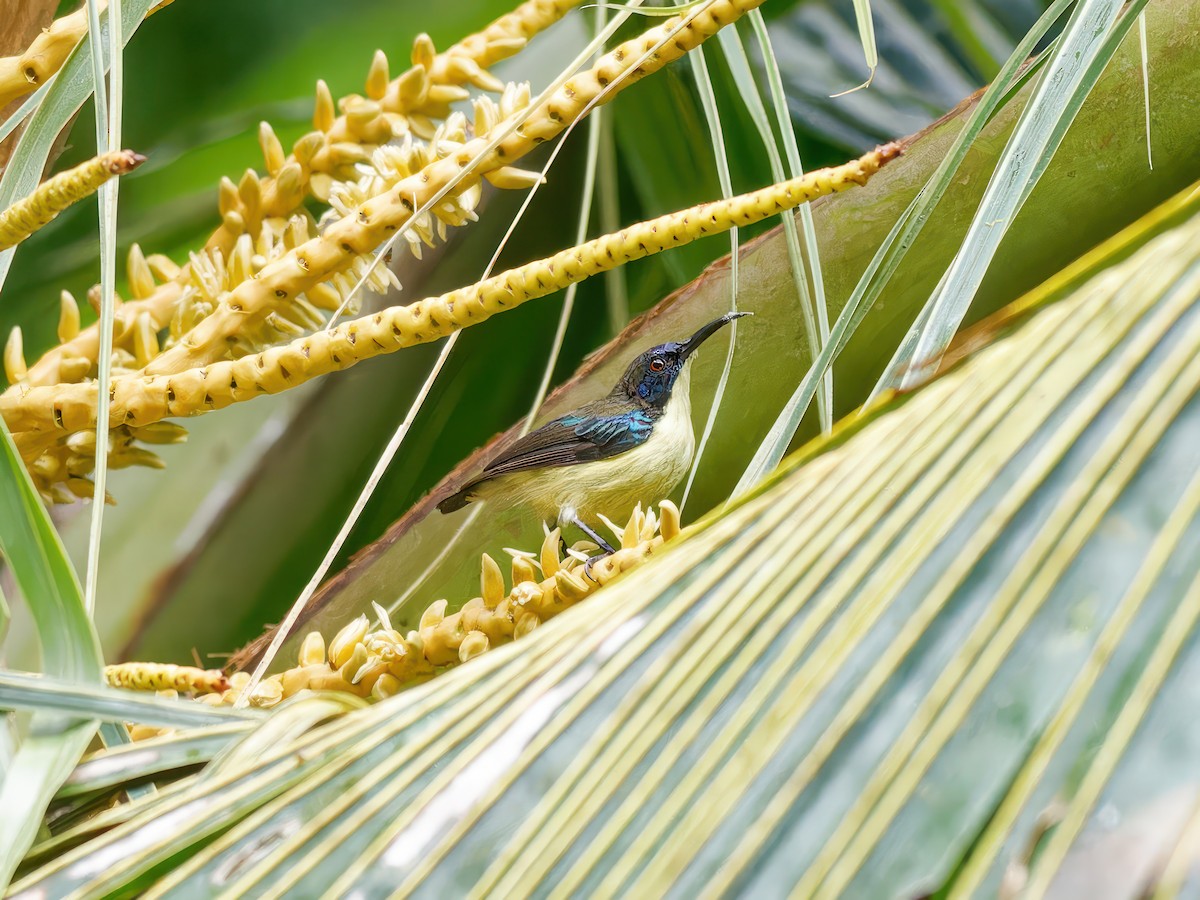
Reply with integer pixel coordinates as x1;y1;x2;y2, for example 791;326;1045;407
616;312;749;408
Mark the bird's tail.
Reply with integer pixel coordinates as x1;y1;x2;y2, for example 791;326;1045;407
437;483;476;514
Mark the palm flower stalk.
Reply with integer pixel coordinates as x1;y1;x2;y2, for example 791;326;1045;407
0;150;145;251
2;144;899;449
4;0;578;395
104;501;681;725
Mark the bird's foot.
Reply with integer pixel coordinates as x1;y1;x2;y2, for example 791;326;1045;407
583;551;613;582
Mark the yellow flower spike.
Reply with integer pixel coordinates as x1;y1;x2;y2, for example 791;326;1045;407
126;244;156;300
133;311;159;369
641;507;659;543
426;83;472;106
392;65;429;112
3;143;898;438
4;327;26;384
103;497;681;707
660;500;682;542
237;168;263;227
291;131;325;171
226;234;253;286
442;56;505;93
30;454;60;480
419;598;448;630
411;33;437;71
146;253;181;282
57;291;81;343
217;176;240;221
109;446;165;470
0;149;145;251
481;552;505;607
273;162;308;208
372;673;403;700
129;725;163;742
249;677;284;708
309;670;368;695
472;97;498;136
129;0;790;377
484;36;527;56
484;166;545;191
128;422;188;444
510;580;543;609
421;627;463;667
513;612;539;640
461;601;485;634
65;456;94;477
540;526;562;577
476;607;514;648
44;483;72;505
336;642;370;683
259;122;286;176
349;657;390;689
328;613;369;668
299;630;327;667
313;78;336;132
58;356;92;383
511;555;539;585
366;49;390;101
622;503;643;550
597;512;624;546
104;661;230;695
223;209;247;237
555;568;590;603
279;663;329;698
0;3;578;406
458;630;490;664
328;142;371;167
344;99;391;144
306;282;342;312
66;430;96;455
111;347;139;373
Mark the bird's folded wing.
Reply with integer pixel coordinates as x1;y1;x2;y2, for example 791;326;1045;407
480;406;656;480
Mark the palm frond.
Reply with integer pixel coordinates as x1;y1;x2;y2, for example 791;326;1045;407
15;177;1200;898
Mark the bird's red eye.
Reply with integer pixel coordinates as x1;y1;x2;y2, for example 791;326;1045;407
649;358;666;373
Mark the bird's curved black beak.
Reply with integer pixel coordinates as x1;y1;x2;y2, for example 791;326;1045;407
679;311;751;360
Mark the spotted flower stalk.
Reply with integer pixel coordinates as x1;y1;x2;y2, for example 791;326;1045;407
105;501;681;720
0;150;145;252
2;145;899;443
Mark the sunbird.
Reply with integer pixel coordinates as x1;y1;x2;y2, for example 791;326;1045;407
438;312;748;558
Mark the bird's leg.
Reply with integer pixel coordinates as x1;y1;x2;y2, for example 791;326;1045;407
569;514;616;581
570;515;616;554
